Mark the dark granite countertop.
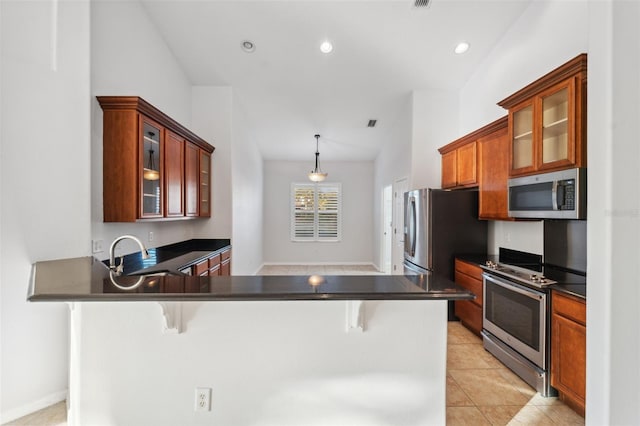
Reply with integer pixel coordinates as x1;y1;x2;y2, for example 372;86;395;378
104;238;231;274
455;253;586;300
28;256;475;302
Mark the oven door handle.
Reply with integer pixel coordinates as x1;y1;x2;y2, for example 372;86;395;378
483;273;544;300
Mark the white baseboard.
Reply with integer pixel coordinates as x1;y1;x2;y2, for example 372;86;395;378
0;389;67;424
261;261;378;267
252;263;266;275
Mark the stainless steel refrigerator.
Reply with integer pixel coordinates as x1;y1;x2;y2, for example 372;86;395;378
403;188;488;279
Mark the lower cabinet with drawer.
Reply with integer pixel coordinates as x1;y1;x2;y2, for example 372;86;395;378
551;290;586;417
189;247;231;277
454;259;484;336
220;249;231;276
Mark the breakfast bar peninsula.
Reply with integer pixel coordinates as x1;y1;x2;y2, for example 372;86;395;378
29;253;472;425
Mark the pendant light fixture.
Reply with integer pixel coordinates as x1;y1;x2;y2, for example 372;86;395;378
143;131;160;181
308;134;328;182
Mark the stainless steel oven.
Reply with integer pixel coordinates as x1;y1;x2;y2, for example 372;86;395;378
483;273;547;368
482;270;554;396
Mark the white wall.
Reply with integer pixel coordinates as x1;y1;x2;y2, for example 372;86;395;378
459;0;589;255
586;1;640;424
410;89;460;191
459;1;589;136
231;95;264;275
372;96;412;272
0;0;90;421
191;86;233;240
69;300;448;425
263;161;374;265
90;0;203;258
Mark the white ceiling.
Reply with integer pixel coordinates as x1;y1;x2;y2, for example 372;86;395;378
140;0;531;161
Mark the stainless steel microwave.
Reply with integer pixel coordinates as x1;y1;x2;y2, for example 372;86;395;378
508;168;586;219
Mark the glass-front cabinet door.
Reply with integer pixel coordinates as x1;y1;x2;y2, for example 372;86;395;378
140;118;163;218
502;54;586;178
539;81;574;170
510;102;535;175
199;151;211;217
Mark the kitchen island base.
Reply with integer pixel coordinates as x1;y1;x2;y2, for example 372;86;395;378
67;300;447;425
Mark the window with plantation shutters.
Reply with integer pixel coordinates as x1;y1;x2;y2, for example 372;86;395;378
291;183;341;242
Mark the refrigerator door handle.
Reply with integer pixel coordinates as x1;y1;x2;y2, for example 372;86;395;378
407;196;416;257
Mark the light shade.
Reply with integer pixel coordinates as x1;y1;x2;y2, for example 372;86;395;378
308;134;328;182
143;169;160;181
308;172;328;182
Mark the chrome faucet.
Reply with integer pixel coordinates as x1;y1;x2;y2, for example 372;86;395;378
109;235;150;275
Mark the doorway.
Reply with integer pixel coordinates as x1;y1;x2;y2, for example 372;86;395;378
392;177;409;274
381;185;393;274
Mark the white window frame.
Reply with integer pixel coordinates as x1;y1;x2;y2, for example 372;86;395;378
291;182;342;242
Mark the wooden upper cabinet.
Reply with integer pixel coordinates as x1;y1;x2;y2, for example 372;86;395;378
165;131;185;217
439;140;478;189
439;117;511;220
139;117;164;219
185;142;200;217
478;117;511;220
499;54;587;177
98;96;215;222
441;150;457;189
457;142;477;186
199;151;211;217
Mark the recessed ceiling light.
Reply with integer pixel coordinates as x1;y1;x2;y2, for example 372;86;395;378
454;42;470;54
241;40;255;53
320;41;333;54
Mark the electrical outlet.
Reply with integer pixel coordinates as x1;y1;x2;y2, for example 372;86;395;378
148;231;154;242
92;239;104;253
195;387;211;412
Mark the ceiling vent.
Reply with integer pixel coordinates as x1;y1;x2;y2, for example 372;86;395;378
367;119;377;128
413;0;431;8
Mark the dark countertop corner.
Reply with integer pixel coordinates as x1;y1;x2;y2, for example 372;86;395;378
103;238;231;275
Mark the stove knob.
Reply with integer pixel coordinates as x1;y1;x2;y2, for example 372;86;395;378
539;278;547;284
530;274;538;281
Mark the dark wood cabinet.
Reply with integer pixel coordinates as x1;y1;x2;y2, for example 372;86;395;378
194;258;209;276
551;290;586;417
186;248;231;277
498;54;587;177
98;96;214;222
456;142;477;186
439;141;477;189
208;253;221;276
165;131;185;217
478;117;511;220
454;259;484;336
185;142;200;217
199;151;211;217
440;116;511;220
220;249;231;276
139;118;165;219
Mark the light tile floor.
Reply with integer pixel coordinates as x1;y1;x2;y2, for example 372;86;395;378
447;321;585;425
257;264;384;275
6;269;585;426
3;401;66;426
